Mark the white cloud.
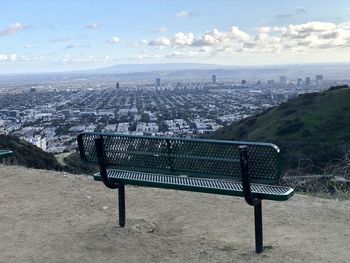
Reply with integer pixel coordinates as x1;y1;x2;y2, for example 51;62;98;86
65;43;83;49
176;10;195;18
147;20;350;59
0;22;24;36
106;36;121;44
126;53;162;60
85;23;101;29
131;39;148;47
0;53;46;62
153;27;167;33
173;32;195;46
149;36;171;46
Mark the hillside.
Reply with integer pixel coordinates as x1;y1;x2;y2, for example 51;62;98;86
210;85;350;171
0;134;62;171
1;165;349;262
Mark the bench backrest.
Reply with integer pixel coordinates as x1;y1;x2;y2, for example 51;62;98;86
78;132;282;184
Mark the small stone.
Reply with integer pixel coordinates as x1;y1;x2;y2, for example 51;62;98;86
102;206;108;210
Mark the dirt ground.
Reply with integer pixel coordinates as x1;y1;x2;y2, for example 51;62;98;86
0;165;349;263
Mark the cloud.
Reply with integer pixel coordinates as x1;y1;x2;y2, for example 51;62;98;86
147;20;350;58
126;53;162;60
296;7;307;14
153;27;167;33
131;39;148;47
149;27;251;48
65;43;86;49
0;53;45;62
106;36;121;44
59;54;114;64
149;36;171;46
176;10;196;18
0;54;17;62
85;23;101;29
0;22;24;36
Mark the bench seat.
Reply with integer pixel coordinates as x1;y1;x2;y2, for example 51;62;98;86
93;169;294;201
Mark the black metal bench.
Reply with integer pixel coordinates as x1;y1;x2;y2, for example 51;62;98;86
77;132;294;253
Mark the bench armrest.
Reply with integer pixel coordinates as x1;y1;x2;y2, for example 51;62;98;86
239;145;261;206
95;136;120;189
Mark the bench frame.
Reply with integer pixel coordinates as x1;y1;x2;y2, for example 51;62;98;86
78;133;293;253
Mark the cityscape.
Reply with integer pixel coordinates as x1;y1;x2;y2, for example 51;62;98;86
0;72;343;153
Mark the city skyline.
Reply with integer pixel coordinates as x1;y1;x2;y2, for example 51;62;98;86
1;0;350;73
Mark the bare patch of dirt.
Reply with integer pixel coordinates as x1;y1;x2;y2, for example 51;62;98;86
1;165;349;262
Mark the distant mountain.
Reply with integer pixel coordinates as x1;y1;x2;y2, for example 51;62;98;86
88;63;231;74
210;85;350;171
3;62;350;82
0;135;63;171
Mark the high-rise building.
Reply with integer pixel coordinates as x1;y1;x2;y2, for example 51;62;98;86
116;82;120;89
316;75;323;85
279;76;287;85
305;77;310;86
156;78;161;87
241;79;246;85
212;75;216;85
297;78;302;86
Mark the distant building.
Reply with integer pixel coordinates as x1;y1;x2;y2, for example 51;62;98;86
156;78;161;87
297;78;302;86
279;76;287;85
267;79;274;85
316;75;323;85
117;123;130;133
241;80;246;85
103;124;116;132
116;82;120;89
305;77;311;85
24;136;47;151
212;75;216;85
136;122;159;133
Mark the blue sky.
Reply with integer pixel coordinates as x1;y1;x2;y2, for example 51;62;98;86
1;0;350;73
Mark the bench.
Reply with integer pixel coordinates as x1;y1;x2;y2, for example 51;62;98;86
77;132;294;253
0;150;13;159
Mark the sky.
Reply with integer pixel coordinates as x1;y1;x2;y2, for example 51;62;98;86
1;0;350;73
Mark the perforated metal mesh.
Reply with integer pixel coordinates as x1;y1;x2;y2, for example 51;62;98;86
78;133;281;184
106;169;292;196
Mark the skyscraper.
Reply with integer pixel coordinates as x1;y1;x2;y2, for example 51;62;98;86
297;78;302;86
156;78;161;87
305;77;310;86
212;75;216;85
241;79;246;85
116;82;120;89
279;76;287;85
316;75;323;85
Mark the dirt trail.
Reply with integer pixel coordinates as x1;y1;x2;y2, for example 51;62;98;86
0;165;349;263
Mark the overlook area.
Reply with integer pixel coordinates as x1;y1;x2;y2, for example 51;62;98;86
1;165;349;262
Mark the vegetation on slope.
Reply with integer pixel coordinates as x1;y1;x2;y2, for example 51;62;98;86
210;85;350;171
0;135;62;170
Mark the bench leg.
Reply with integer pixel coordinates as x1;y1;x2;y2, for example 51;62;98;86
254;201;263;253
118;184;125;227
